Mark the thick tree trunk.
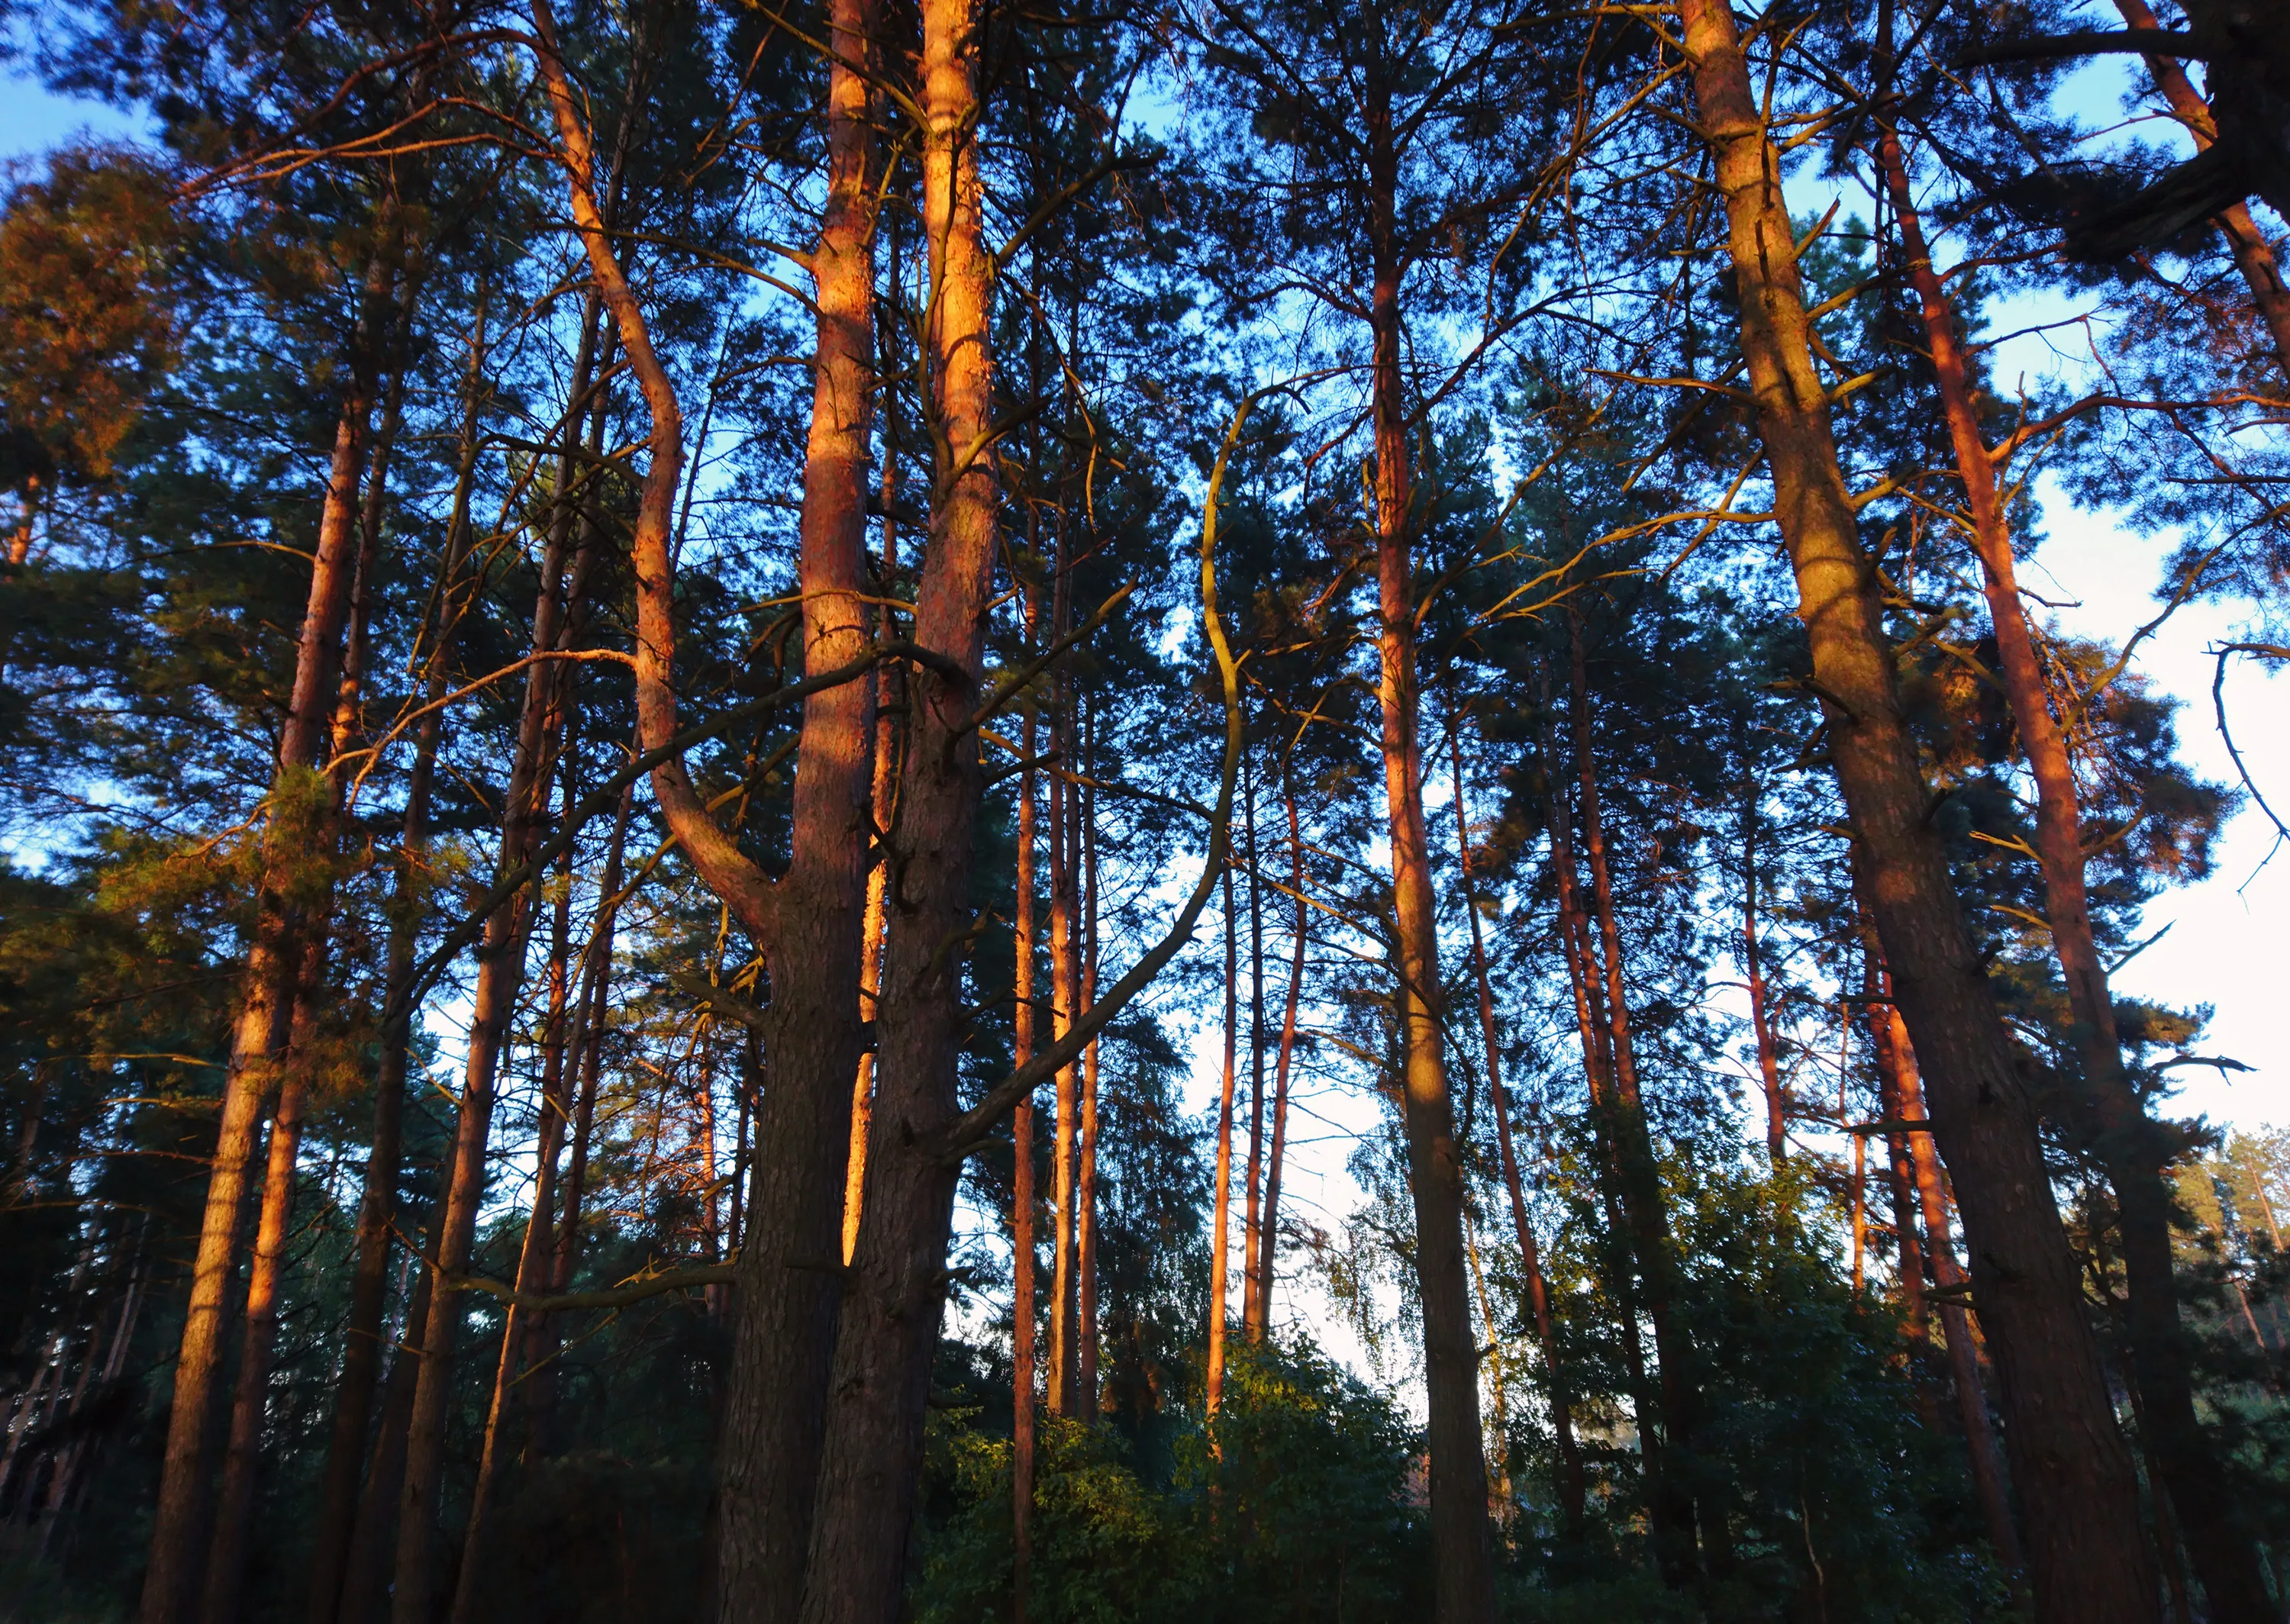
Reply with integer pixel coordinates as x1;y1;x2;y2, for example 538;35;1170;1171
793;5;999;1604
1872;977;2025;1580
1365;91;1495;1618
1879;113;2275;1624
1451;722;1585;1535
141;341;376;1624
1677;4;2156;1613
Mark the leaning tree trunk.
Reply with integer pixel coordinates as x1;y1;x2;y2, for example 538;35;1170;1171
1677;4;2155;1613
1877;107;2275;1624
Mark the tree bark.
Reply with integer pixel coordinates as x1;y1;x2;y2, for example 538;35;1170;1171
792;3;1001;1602
306;299;485;1624
1879;102;2275;1624
1240;756;1268;1342
1365;79;1495;1617
1254;763;1305;1334
1013;692;1040;1623
1076;743;1101;1413
1676;3;2156;1612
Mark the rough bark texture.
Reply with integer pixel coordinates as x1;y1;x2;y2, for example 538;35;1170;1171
1880;111;2274;1624
1013;704;1040;1622
1679;4;2156;1613
792;4;999;1606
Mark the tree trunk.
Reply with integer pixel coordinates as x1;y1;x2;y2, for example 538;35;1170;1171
1364;83;1494;1619
1451;720;1585;1535
1076;743;1101;1413
793;2;999;1602
1240;756;1268;1342
1567;619;1716;1576
1879;105;2275;1624
1206;863;1239;1419
1872;973;2026;1580
1676;3;2156;1612
141;317;378;1624
306;299;485;1624
1013;693;1040;1623
1255;763;1305;1334
1740;782;1788;1165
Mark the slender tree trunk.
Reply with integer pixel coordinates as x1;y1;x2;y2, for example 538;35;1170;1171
1451;720;1585;1535
1076;744;1101;1413
1359;69;1496;1620
447;758;582;1624
1012;691;1040;1623
198;971;317;1624
338;1270;429;1624
1542;701;1680;1574
1879;102;2274;1624
1047;589;1079;1416
1568;618;1717;1575
1677;5;2156;1611
141;304;379;1624
306;300;485;1624
794;6;1000;1599
1206;863;1239;1419
1740;783;1788;1165
1255;764;1305;1332
2113;0;2290;379
1240;756;1268;1341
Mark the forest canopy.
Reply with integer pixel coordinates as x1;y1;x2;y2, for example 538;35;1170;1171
2;0;2288;1621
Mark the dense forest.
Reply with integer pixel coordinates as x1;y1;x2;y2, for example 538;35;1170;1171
2;0;2288;1619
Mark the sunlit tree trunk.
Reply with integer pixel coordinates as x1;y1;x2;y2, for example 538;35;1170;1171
1047;662;1078;1414
1676;4;2155;1611
792;0;1001;1603
1362;72;1495;1622
1878;94;2273;1622
140;253;384;1624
